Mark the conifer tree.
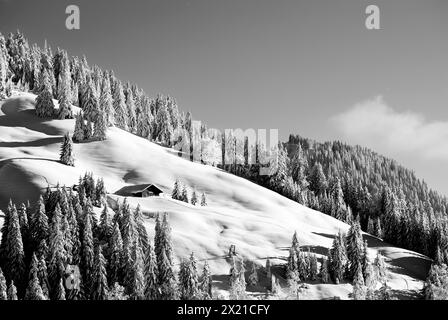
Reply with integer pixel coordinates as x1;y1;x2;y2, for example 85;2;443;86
4;201;26;295
290;145;309;190
99;76;114;126
134;204;149;252
346;219;364;280
93;98;108;140
229;257;246;299
352;265;366;300
109;223;124;286
309;162;327;196
155;213;177;300
126;242;145;300
320;257;330;283
7;281;18;300
374;217;383;239
172;179;181;200
374;252;387;283
99;202;111;242
329;232;346;284
144;241;158;300
37;254;50;299
178;252;199;300
91;245;109;300
309;254;318;281
60;132;75;166
199;260;212;300
181;184;189;203
48;204;67;298
286;247;298;280
73;112;85;142
81;209;95;297
125;87;137;133
0;268;7;300
361;240;369;280
200;192;207;206
191;190;198;205
248;262;259;286
55;278;66;300
112;80;128;130
35;70;55;117
25;254;46;300
82;75;99;123
57;53;73;119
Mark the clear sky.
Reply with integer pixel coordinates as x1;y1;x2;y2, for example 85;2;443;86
1;0;447;195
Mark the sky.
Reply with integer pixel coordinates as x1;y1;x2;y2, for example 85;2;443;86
1;0;447;195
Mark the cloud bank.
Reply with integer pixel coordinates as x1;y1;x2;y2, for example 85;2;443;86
332;96;448;161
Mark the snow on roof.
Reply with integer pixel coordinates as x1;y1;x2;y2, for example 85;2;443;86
115;183;164;195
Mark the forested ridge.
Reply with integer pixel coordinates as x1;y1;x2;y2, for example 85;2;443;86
1;30;448;299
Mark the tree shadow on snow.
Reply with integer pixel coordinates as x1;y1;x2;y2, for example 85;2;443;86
0;100;63;136
0;137;62;148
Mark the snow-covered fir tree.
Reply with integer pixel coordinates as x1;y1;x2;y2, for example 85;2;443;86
191;190;198;205
99;76;114;126
72;112;85;142
112;80;128;130
56;51;73;119
200;192;207;206
199;260;212;300
144;241;158;300
35;70;55;117
91;245;109;300
60;132;75;166
0;268;7;300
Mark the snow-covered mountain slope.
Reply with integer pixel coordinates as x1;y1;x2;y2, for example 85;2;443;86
0;93;431;299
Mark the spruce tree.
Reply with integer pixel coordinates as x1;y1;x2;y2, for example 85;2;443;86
181;184;189;203
374;252;387;283
346;219;364;280
191;190;198;205
309;254;318;281
308;162;327;196
25;254;46;300
82;75;99;123
109;223;124;286
248;262;259;286
93;98;108;140
99;76;114;126
0;268;7;300
48;204;67;298
60;132;75;166
55;278;66;300
91;245;109;300
286;247;298;280
57;54;73;119
125;87;137;133
81;209;95;297
134;204;149;252
155;214;176;300
352;265;366;300
144;241;158;300
329;232;346;284
200;192;207;206
35;70;55;117
112;80;128;130
4;201;26;296
199;260;212;300
7;281;18;300
73;112;85;142
172;179;181;200
319;257;330;283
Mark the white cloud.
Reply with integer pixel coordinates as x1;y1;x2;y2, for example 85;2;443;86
331;96;448;161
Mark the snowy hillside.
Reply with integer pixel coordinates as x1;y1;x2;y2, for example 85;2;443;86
0;93;431;299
